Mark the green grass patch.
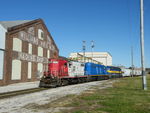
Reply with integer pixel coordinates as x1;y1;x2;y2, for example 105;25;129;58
64;75;150;113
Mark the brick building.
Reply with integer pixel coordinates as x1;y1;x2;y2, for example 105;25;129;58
0;19;59;85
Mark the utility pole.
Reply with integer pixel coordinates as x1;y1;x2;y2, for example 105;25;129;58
140;0;147;90
131;46;134;77
91;40;94;63
82;41;86;63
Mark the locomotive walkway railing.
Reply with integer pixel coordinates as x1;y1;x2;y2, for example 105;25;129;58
68;53;102;64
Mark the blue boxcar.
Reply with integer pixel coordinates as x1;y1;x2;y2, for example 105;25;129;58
84;63;107;75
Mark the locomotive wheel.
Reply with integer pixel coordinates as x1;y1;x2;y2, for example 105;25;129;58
56;78;62;87
39;81;45;87
50;83;57;88
61;80;69;86
86;76;91;82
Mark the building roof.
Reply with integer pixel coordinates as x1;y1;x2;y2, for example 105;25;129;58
0;20;32;29
0;19;59;51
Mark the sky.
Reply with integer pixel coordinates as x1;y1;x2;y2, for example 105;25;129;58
0;0;149;68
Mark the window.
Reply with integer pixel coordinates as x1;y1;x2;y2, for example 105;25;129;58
28;27;34;35
69;63;72;68
11;60;21;80
28;43;32;54
43;64;47;72
38;29;44;40
37;63;43;78
41;32;44;39
38;47;43;57
81;64;84;67
64;63;67;67
28;62;32;79
73;66;76;71
13;38;22;52
47;50;50;58
47;35;51;43
0;51;4;80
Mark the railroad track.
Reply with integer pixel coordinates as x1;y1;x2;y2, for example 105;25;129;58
0;87;49;99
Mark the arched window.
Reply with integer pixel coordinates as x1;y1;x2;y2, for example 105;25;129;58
11;60;21;80
13;38;22;52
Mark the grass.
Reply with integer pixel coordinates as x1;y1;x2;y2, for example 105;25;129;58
63;75;150;113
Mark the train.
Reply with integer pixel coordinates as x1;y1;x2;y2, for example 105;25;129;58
39;58;123;87
121;67;142;77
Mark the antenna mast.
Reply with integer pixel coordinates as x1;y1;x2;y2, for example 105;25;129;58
91;40;95;62
82;41;86;63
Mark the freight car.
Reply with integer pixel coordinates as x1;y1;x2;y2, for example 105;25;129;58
121;67;142;77
121;68;131;77
39;58;122;87
133;68;142;76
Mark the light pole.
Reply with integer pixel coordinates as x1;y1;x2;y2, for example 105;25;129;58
140;0;147;90
131;46;134;77
91;40;94;63
82;41;86;63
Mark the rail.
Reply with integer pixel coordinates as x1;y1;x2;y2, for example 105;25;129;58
0;87;48;99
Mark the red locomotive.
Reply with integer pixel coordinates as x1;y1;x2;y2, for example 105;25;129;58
39;58;69;87
48;59;68;78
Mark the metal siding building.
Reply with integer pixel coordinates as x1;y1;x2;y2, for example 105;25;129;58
0;19;59;86
69;52;112;66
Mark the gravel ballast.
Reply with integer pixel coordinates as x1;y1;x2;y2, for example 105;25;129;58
0;80;116;113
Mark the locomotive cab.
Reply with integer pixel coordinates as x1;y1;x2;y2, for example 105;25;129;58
39;58;68;87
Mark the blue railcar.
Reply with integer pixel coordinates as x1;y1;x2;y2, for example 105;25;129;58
84;63;108;80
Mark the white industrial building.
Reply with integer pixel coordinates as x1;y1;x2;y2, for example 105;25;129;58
69;52;112;66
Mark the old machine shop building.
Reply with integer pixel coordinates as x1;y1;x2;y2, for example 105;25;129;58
0;19;59;86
